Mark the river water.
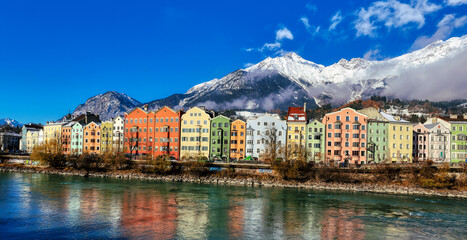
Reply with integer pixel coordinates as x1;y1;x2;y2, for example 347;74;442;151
0;172;465;240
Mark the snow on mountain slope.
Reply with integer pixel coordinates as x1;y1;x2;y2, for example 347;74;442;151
75;35;467;116
0;118;23;127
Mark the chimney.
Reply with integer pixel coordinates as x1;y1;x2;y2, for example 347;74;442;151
304;102;306;113
143;104;148;111
463;113;467;120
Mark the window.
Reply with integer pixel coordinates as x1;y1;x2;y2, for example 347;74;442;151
354;116;359;122
346;116;350;121
336;116;341;121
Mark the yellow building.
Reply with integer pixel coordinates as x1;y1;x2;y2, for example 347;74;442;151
26;129;41;153
43;122;66;144
380;112;413;163
100;121;113;153
180;107;214;160
286;107;307;159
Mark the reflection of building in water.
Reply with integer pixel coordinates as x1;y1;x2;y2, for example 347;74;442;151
243;191;285;239
227;198;245;238
80;188;101;221
320;208;366;240
176;195;208;239
120;191;178;240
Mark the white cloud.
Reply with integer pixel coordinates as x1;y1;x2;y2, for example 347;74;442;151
355;0;442;37
259;42;281;52
276;27;294;41
329;11;344;30
411;14;467;50
243;63;255;68
300;17;321;36
445;0;467;6
363;49;383;60
245;48;254;52
300;17;311;30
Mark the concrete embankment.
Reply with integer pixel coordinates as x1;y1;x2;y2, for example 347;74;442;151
0;165;465;199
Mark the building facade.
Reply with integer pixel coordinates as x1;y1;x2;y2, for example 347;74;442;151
71;123;83;155
101;121;113;153
180;107;213;160
124;107;150;158
305;119;325;162
61;122;77;155
83;122;101;154
43;122;66;144
367;120;388;163
286;107;307;160
381;112;413;163
230;119;246;160
246;114;287;161
412;123;429;162
26;129;41;153
0;132;21;152
323;108;368;165
112;116;125;153
425;123;450;162
210;115;231;160
151;106;182;159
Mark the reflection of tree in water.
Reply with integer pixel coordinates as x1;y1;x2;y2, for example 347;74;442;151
320;207;366;240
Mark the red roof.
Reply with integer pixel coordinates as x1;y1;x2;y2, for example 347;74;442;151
287;107;306;122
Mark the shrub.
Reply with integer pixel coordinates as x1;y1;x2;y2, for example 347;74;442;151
184;161;210;177
30;141;66;168
272;159;314;181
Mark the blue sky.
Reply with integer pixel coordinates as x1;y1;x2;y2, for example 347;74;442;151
0;0;466;123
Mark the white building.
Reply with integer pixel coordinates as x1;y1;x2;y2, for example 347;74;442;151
246;114;287;160
112;116;125;153
425;123;451;163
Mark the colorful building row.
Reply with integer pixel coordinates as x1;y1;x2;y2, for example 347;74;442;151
21;105;467;165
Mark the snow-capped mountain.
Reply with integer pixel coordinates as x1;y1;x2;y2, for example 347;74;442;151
75;35;467;116
148;35;467;110
72;91;141;120
0;118;23;127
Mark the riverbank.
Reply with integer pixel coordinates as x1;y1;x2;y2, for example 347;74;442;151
1;164;465;199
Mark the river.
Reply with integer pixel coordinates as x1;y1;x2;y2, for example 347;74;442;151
0;172;465;239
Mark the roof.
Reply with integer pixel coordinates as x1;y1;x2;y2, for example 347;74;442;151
424;123;438;130
380;112;409;123
63;121;78;128
438;115;467;123
287;107;306;122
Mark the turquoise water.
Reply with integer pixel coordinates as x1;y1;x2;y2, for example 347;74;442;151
0;172;466;240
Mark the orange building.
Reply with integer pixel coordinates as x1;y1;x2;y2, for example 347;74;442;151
61;121;76;155
150;106;183;160
83;122;101;154
322;107;368;164
230;119;246;160
124;105;183;159
124;106;150;158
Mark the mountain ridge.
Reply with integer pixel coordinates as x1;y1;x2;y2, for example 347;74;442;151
71;35;467;119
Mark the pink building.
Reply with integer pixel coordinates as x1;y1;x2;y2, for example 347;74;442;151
322;108;368;165
412;123;429;162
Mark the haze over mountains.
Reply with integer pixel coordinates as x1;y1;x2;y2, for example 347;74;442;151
71;35;467;120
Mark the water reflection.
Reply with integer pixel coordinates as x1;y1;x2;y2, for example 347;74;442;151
0;172;466;240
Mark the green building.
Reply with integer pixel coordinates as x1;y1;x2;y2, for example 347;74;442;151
71;123;84;155
210;115;231;160
367;119;389;163
305;119;325;162
450;122;467;163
